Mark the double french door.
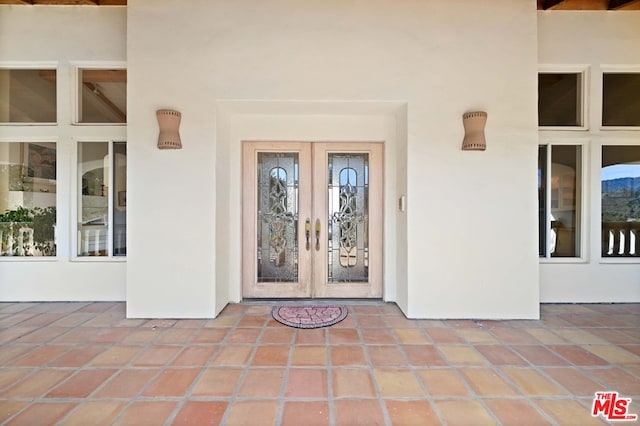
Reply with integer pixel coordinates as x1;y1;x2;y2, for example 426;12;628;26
242;141;383;298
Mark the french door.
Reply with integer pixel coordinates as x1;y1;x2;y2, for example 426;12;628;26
242;141;383;298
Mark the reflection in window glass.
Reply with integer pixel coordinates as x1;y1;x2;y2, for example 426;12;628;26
113;142;127;256
538;73;582;127
0;69;56;123
0;142;57;256
538;145;582;257
602;146;640;257
78;69;126;123
78;142;109;256
602;73;640;127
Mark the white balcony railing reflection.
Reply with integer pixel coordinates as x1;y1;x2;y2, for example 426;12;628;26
602;222;640;257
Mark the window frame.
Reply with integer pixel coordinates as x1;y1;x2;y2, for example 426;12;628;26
71;61;127;126
538;140;589;263
71;138;126;261
0;61;59;126
600;65;640;131
538;65;590;131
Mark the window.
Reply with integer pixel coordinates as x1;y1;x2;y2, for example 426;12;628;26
538;72;584;127
0;142;57;256
602;73;640;127
601;145;640;257
0;69;56;123
77;68;126;124
77;141;126;257
539;145;582;258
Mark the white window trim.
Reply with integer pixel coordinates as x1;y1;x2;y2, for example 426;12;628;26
539;139;589;264
70;61;127;127
0;61;59;126
598;138;640;264
599;64;640;131
71;138;126;262
538;64;590;131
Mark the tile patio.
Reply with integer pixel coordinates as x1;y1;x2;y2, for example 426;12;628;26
0;302;638;425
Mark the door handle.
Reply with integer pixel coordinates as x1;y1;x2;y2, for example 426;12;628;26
305;218;311;251
315;219;321;251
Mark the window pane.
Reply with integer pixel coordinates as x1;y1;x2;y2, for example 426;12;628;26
113;142;126;256
550;146;581;257
538;146;547;257
538;73;582;126
79;69;126;123
602;146;640;257
0;70;56;123
0;142;57;256
602;73;640;127
78;142;109;256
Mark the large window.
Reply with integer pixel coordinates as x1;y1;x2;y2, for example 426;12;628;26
0;142;57;256
538;72;584;127
602;73;640;127
0;69;57;123
602;145;640;257
77;141;126;257
539;145;582;258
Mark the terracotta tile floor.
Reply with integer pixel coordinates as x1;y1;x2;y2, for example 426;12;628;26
0;302;639;425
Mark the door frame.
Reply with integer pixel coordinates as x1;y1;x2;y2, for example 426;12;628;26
241;140;384;299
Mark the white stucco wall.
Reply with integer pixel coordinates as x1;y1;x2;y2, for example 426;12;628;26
127;0;540;318
0;6;127;301
538;11;640;302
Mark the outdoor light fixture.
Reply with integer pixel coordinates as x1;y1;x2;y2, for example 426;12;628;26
156;109;182;149
461;111;487;151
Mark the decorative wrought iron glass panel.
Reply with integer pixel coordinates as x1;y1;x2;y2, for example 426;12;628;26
257;153;299;282
328;153;369;282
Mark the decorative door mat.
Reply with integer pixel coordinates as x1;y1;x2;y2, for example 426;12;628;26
272;305;348;329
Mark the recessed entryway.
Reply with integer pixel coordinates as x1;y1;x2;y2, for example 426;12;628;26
242;141;383;298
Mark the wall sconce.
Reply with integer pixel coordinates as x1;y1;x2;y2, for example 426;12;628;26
461;111;487;151
156;109;182;149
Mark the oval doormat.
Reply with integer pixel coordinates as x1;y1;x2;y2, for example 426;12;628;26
272;305;348;329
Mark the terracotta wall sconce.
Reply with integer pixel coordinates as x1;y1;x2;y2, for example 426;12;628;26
461;111;487;151
156;109;182;149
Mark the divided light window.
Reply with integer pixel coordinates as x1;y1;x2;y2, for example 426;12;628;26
602;73;640;127
77;141;127;257
0;142;57;256
602;146;640;257
538;145;582;258
538;73;583;127
0;69;56;123
77;69;126;124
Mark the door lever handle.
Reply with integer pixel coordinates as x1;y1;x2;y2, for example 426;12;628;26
305;218;311;251
315;219;321;251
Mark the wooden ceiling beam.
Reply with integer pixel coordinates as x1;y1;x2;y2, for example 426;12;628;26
609;0;640;9
538;0;566;10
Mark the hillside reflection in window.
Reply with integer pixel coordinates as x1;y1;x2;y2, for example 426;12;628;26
602;146;640;257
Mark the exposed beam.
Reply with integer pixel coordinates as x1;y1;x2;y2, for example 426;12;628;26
539;0;566;10
609;0;640;9
83;82;126;122
546;0;609;9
